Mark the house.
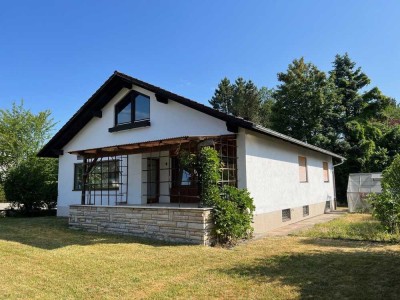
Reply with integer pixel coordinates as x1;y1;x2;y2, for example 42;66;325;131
38;71;345;245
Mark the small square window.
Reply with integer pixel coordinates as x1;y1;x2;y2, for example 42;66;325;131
282;209;291;222
303;205;309;217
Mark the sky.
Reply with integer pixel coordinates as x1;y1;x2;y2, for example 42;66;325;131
1;0;400;131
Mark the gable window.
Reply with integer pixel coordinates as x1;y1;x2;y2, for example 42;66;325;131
298;156;308;183
323;162;329;182
73;160;119;191
109;91;150;132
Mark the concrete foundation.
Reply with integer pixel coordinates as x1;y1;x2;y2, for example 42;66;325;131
252;201;330;234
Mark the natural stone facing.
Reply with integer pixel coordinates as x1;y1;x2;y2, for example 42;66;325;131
69;205;214;245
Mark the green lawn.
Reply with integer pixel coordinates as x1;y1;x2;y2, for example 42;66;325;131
0;216;400;299
295;213;400;242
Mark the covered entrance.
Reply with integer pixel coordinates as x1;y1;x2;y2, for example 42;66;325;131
69;135;237;207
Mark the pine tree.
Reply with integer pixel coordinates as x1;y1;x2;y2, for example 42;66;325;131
259;87;275;128
209;77;233;114
209;77;265;124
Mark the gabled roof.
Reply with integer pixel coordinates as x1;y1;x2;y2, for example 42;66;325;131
38;71;345;160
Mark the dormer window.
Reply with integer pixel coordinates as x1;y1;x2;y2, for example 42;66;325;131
109;91;150;132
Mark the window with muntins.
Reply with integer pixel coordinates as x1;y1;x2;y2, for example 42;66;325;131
110;91;150;132
298;156;308;182
73;160;120;191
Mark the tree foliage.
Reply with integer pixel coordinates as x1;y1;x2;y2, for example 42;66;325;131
0;101;55;182
4;158;58;215
209;77;273;126
368;155;400;233
209;53;398;203
0;101;57;209
271;57;342;150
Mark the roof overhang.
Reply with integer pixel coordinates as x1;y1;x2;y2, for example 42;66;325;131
38;71;345;161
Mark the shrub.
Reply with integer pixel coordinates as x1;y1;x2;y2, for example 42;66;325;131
213;186;255;244
369;155;400;233
4;158;58;215
192;147;255;245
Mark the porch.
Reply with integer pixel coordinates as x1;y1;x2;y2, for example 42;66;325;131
68;134;237;244
69;134;237;207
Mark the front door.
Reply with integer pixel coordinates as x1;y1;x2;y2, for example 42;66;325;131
147;158;159;203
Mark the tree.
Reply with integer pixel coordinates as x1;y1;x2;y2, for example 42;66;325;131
330;53;371;120
271;57;341;148
209;77;234;114
259;87;275;128
329;54;395;201
0;101;55;182
209;77;267;124
4;157;58;215
232;78;261;123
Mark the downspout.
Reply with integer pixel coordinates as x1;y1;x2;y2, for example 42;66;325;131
332;157;346;210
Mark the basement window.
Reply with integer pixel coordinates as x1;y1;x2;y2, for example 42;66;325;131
109;91;150;132
303;205;309;217
282;209;291;222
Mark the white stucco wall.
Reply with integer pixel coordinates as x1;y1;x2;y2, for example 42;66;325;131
56;83;337;219
57;85;231;216
243;130;335;215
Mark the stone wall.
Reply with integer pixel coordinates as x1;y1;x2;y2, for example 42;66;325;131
69;205;214;245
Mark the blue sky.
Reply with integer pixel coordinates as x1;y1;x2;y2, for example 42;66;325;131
1;1;399;130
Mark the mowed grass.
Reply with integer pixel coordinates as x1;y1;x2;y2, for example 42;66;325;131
296;213;400;242
1;217;400;299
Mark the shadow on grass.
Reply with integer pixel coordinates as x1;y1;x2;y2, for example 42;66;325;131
0;216;178;250
219;249;400;299
299;237;395;249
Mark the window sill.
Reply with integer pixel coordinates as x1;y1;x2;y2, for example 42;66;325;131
109;120;150;132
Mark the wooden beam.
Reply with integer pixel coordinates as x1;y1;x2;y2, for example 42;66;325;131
92;110;102;118
226;122;239;133
155;93;168;104
52;149;64;156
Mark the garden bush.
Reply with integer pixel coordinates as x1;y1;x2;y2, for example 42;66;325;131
213;185;255;244
183;146;255;245
368;155;400;233
4;158;58;215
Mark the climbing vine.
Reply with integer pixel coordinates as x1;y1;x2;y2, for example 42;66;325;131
178;146;255;245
